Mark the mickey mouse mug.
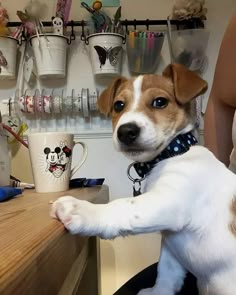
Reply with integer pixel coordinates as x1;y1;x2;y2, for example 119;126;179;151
27;132;88;193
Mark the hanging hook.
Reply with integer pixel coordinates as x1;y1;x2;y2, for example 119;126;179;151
133;19;137;30
122;34;126;44
80;20;86;41
124;19;128;34
16;26;24;46
18;26;26;46
68;20;76;44
146;19;149;31
8;98;12;116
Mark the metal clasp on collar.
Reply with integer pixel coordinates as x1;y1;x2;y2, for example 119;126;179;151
127;162;146;197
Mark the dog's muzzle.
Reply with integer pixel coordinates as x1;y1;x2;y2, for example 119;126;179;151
117;123;140;145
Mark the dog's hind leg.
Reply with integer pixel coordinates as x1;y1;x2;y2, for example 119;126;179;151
137;242;186;295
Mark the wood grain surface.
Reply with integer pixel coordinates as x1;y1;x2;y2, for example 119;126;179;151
0;186;109;295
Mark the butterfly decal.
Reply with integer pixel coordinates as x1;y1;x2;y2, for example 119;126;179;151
0;50;7;73
94;46;122;68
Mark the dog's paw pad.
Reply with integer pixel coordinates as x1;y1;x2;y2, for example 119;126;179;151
63;215;84;234
50;195;79;221
63;215;72;225
50;196;98;235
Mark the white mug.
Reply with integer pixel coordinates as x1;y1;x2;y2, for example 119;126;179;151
27;132;88;193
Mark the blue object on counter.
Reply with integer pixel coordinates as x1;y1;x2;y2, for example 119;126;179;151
69;178;105;188
0;187;23;202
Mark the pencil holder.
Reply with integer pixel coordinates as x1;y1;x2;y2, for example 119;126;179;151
86;33;125;76
30;34;68;79
126;32;164;74
168;29;209;71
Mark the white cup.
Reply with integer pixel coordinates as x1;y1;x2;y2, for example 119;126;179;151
27;132;88;193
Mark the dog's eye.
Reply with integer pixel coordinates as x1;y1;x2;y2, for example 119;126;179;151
114;101;125;112
152;97;168;109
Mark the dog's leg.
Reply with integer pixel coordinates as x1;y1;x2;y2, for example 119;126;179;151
51;190;186;238
137;243;186;295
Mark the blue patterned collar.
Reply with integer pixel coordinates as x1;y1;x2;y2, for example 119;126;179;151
127;132;197;196
133;131;198;178
127;131;198;196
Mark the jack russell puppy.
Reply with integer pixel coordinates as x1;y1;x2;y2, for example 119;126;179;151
51;64;236;295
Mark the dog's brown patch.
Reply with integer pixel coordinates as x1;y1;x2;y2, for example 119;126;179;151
163;63;208;104
229;196;236;236
97;77;129;116
111;86;134;127
110;75;185;132
97;64;208;133
137;75;190;133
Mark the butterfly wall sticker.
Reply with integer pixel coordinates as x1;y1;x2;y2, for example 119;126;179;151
0;50;7;73
94;45;122;68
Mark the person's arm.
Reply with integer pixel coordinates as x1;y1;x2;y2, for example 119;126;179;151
204;13;236;166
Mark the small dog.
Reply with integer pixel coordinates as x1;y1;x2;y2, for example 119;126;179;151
51;64;236;295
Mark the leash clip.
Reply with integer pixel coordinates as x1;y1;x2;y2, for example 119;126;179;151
127;162;146;197
132;179;142;197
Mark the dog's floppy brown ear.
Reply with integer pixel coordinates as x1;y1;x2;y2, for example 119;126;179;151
97;77;127;116
163;63;208;104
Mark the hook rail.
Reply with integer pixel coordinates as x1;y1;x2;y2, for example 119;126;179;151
7;18;205;29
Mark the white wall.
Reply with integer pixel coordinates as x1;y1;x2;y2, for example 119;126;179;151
1;0;236;294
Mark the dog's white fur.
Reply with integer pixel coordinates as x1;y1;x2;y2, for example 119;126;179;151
51;65;236;295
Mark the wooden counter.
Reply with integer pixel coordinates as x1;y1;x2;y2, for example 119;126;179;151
0;185;109;295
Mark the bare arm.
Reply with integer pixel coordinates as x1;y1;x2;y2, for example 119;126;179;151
204;13;236;166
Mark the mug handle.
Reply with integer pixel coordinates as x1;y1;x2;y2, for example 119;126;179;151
70;141;88;177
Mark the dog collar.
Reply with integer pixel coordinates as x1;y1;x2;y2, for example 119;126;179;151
127;131;198;196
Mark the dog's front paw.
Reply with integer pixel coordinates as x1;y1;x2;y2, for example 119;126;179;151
51;196;100;235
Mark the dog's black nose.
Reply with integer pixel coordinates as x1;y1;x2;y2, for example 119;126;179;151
117;123;140;145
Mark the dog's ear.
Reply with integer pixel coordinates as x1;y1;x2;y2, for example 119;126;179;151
163;63;208;104
97;77;127;116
